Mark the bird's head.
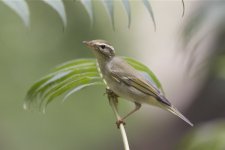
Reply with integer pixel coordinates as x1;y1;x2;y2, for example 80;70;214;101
83;40;115;60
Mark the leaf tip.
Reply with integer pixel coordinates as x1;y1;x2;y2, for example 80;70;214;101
182;0;185;17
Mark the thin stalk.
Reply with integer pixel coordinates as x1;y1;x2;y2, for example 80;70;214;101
106;89;130;150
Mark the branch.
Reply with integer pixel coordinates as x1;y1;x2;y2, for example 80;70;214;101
106;89;130;150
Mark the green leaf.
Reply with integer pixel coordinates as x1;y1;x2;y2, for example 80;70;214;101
2;0;30;27
41;0;67;27
24;59;100;110
37;69;98;100
44;77;102;108
41;72;100;101
25;57;164;111
26;62;97;101
142;0;156;31
122;0;131;28
102;0;115;30
80;0;93;26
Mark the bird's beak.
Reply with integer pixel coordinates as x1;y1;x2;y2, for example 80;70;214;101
83;41;94;48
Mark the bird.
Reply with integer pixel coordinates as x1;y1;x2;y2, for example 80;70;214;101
83;39;193;127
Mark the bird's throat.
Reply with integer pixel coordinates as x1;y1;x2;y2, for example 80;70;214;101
96;61;109;88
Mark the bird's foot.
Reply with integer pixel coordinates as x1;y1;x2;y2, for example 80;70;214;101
116;119;126;129
105;89;118;99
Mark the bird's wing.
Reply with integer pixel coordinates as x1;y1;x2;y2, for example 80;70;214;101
110;68;171;106
108;57;192;126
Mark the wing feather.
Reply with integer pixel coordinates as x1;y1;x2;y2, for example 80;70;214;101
110;70;171;106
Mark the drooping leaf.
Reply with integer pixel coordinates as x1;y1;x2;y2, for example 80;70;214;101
80;0;93;26
43;76;102;109
182;0;185;17
102;0;115;30
1;0;160;30
142;0;156;31
37;69;98;100
25;57;164;111
24;59;100;110
41;0;67;27
41;72;99;101
26;62;97;101
2;0;30;27
122;0;131;28
181;4;209;48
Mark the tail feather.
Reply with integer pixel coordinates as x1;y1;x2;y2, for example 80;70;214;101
167;105;193;127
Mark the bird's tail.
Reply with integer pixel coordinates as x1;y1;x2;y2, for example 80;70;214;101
166;105;193;127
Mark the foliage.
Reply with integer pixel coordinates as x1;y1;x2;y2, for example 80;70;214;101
24;57;164;112
2;0;30;27
2;0;186;30
2;0;156;29
181;1;225;77
179;2;225;150
177;120;225;150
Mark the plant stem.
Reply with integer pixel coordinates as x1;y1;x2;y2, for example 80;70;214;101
106;89;130;150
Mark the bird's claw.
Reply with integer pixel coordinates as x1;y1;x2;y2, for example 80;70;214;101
116;119;126;129
106;89;118;99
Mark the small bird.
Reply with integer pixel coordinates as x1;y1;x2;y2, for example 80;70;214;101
83;39;193;127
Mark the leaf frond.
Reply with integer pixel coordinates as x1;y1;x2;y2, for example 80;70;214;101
25;57;164;111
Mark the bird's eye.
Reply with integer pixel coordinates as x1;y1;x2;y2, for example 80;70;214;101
100;45;106;49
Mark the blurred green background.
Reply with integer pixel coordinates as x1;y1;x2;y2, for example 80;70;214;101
1;1;225;150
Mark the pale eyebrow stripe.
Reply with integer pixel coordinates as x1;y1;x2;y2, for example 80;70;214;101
96;43;114;51
107;45;114;51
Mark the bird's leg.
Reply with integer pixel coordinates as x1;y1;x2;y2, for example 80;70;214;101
122;102;141;120
106;89;118;105
116;102;141;126
106;89;141;128
106;89;124;128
